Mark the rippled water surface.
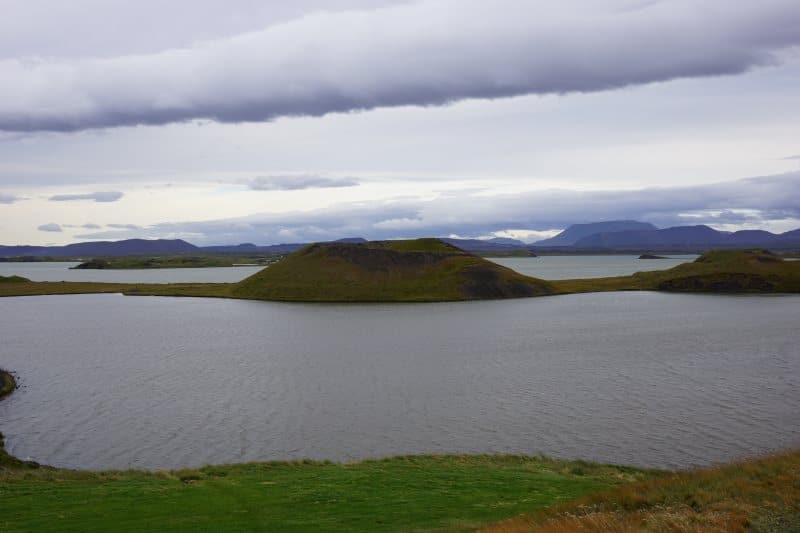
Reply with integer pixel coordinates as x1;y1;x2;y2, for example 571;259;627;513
491;254;697;279
1;293;798;470
0;262;265;283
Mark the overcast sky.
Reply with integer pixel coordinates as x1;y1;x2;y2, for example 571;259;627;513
1;0;799;245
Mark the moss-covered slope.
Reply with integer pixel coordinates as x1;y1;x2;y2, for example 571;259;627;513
552;249;800;294
232;238;554;302
644;248;800;293
0;275;30;283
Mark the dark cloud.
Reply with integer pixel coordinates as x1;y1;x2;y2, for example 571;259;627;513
2;1;799;132
106;223;141;230
37;223;62;232
74;171;800;245
49;191;124;202
247;175;359;191
0;193;21;204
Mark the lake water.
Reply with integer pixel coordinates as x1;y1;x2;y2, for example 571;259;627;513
0;262;265;283
491;255;697;280
1;255;697;283
1;292;797;471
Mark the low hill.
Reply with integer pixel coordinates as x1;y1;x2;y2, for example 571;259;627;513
0;275;30;283
441;238;532;255
232;238;553;302
552;249;800;294
647;248;800;292
534;220;658;246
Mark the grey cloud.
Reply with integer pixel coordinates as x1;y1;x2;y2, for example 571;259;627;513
0;193;21;203
74;171;800;245
49;191;124;202
2;1;800;132
38;223;62;232
247;175;359;191
107;223;141;230
82;223;102;229
782;155;800;160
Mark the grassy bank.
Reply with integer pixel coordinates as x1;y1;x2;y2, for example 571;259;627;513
0;281;236;298
0;454;655;532
482;449;800;532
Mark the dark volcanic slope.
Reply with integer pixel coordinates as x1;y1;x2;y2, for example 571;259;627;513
233;238;553;302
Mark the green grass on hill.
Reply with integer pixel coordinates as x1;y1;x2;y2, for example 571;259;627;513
551;248;800;294
232;239;554;301
0;275;30;284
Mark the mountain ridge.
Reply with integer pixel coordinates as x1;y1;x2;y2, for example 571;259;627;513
534;220;658;246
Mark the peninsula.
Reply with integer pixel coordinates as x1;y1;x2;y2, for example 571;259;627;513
1;241;798;301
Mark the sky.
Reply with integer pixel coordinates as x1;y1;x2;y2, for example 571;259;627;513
1;0;799;246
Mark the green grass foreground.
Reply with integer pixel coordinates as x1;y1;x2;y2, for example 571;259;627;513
0;455;653;532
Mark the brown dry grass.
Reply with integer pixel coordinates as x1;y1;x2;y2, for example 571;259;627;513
480;449;800;532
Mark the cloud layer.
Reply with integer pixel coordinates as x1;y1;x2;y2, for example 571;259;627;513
247;175;359;191
2;0;799;132
74;172;800;245
49;191;124;202
0;193;21;204
38;223;62;232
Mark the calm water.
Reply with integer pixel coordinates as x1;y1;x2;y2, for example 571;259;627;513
0;262;265;283
2;255;696;283
492;255;697;280
1;293;798;471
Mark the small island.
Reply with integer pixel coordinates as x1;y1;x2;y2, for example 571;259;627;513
638;253;668;259
71;255;282;269
232;238;553;301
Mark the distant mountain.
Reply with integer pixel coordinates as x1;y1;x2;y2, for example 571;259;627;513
572;225;800;250
0;239;198;258
200;243;306;254
332;237;369;244
534;221;658;246
441;238;528;253
486;237;527;246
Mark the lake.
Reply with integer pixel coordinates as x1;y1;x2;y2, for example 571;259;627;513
0;254;697;283
491;254;697;280
1;292;797;471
